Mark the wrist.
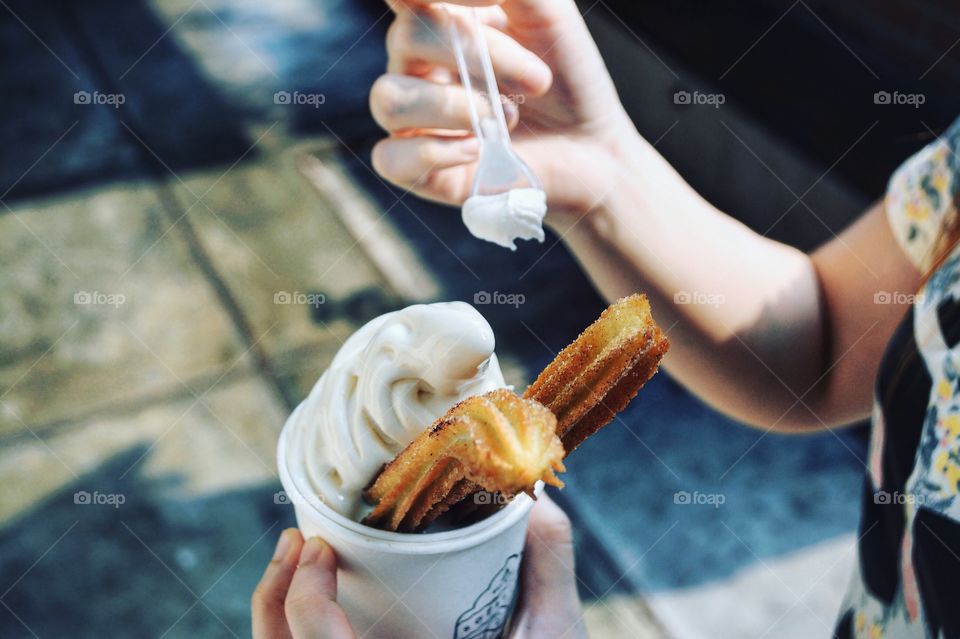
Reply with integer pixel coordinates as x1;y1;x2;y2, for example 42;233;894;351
543;120;644;230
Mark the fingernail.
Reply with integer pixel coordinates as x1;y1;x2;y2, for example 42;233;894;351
272;529;293;561
299;537;327;565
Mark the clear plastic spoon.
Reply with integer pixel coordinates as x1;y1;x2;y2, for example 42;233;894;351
446;7;547;250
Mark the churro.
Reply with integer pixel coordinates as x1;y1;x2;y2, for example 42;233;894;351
363;389;565;532
524;294;669;453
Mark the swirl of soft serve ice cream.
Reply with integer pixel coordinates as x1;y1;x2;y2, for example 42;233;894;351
286;302;506;519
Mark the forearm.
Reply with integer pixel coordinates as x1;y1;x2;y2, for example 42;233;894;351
551;132;828;430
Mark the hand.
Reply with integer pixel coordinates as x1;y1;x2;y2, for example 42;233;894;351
251;494;587;638
369;0;638;223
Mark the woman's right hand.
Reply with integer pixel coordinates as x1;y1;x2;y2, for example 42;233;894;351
369;0;640;224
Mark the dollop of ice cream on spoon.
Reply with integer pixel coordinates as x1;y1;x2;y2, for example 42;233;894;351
462;187;547;250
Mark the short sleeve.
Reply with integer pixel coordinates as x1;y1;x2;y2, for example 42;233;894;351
885;117;960;271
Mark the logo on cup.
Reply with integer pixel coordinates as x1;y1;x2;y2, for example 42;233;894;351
454;554;520;639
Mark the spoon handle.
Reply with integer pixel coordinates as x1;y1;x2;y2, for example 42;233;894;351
446;9;483;140
470;8;511;142
446;7;512;143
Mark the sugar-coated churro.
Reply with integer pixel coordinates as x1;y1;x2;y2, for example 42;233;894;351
524;294;669;453
362;389;565;532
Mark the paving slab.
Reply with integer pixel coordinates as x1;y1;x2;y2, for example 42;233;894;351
647;534;856;639
166;145;402;403
0;183;246;437
584;595;671;639
0;374;288;638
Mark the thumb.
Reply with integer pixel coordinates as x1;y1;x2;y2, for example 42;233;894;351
284;538;356;639
513;493;587;638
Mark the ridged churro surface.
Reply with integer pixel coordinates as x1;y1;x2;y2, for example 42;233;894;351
362;389;564;532
524;294;669;453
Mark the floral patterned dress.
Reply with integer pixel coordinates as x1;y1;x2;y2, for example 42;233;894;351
834;118;960;639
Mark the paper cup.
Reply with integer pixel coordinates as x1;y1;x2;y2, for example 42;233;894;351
277;404;537;638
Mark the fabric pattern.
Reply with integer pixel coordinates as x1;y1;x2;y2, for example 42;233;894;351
835;117;960;639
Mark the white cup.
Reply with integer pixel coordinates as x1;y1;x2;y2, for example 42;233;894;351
277;404;537;638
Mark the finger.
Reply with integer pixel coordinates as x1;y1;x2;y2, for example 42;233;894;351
285;538;356;639
499;0;580;28
389;0;503;9
386;7;551;96
372;135;479;190
387;1;508;32
514;494;587;638
415;0;503;5
252;529;303;639
370;74;519;134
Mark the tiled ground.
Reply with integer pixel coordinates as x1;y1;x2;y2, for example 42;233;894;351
0;183;247;438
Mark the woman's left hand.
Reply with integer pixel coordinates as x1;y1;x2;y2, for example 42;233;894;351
251;494;587;638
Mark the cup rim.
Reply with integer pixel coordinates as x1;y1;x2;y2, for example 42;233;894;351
277;404;539;554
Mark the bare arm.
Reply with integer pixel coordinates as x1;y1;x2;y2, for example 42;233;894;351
555;133;923;431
